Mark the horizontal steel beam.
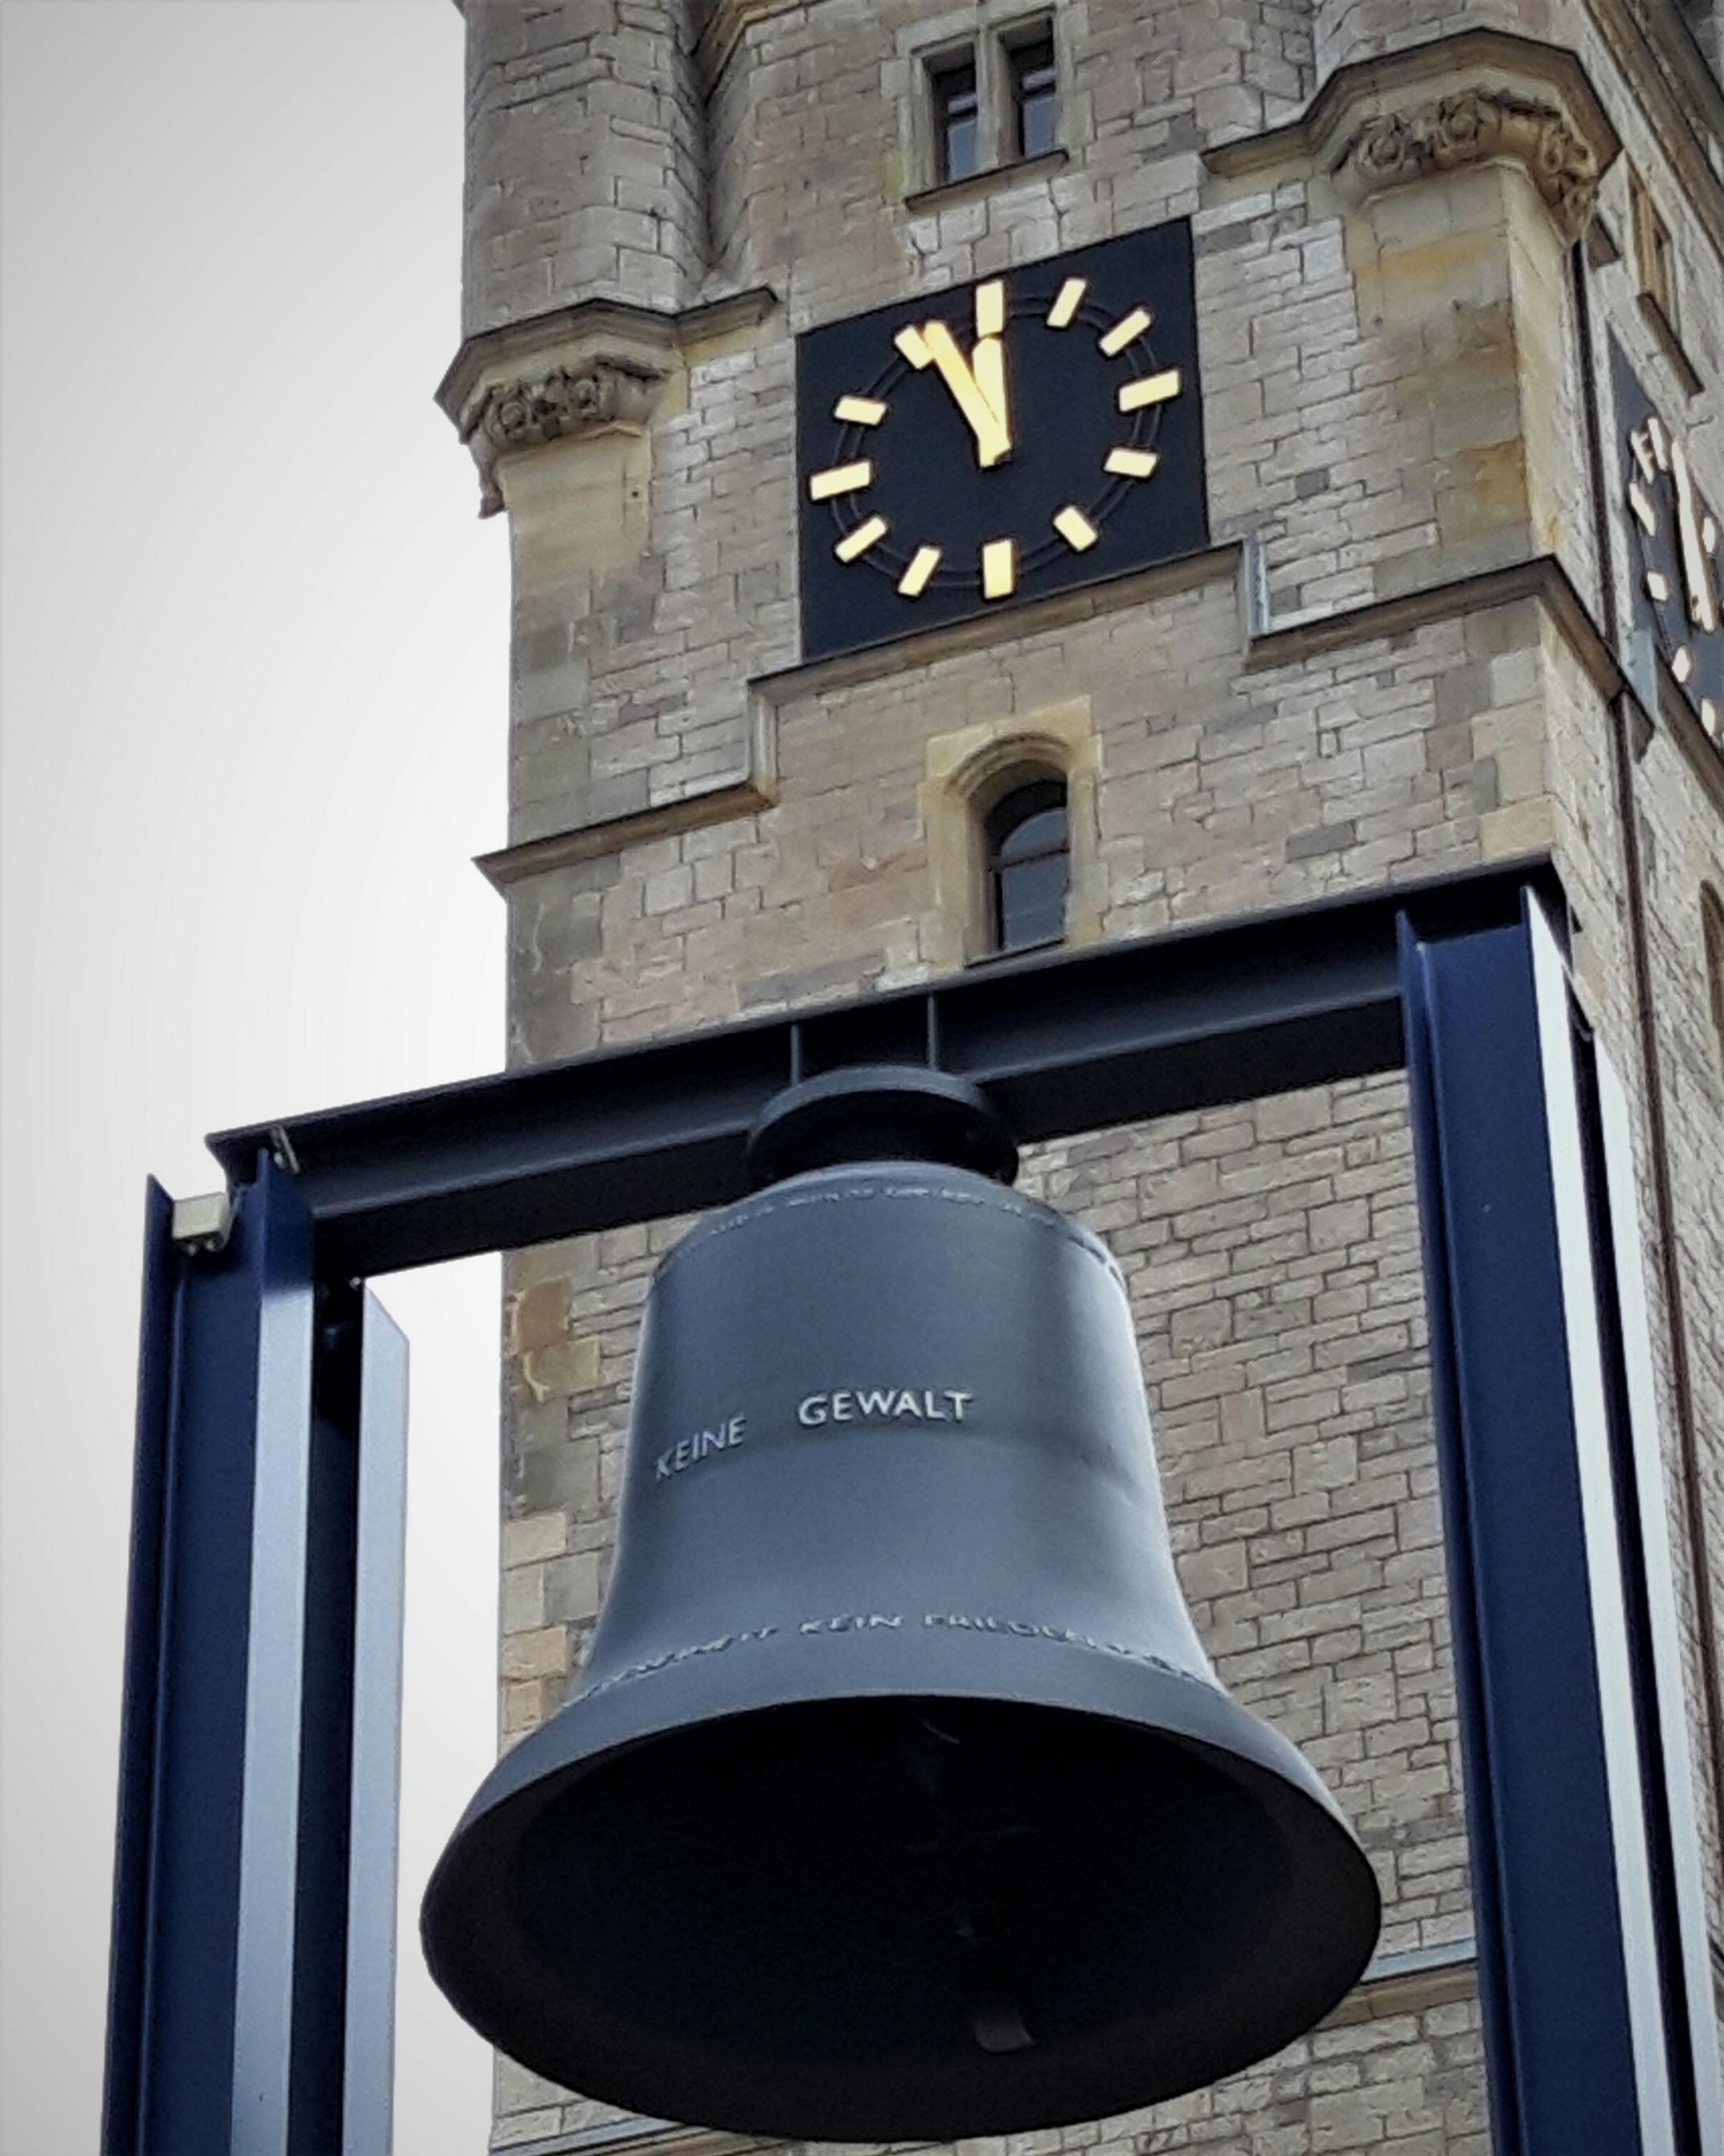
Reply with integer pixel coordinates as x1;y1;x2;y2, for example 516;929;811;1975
208;861;1554;1278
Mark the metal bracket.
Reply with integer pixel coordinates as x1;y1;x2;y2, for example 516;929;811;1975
170;1191;232;1255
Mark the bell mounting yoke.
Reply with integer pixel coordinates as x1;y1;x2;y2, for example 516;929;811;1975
745;1063;1021;1188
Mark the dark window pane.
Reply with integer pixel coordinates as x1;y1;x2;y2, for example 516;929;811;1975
996;806;1065;865
932;55;981;183
997;851;1067;951
1009;35;1057;159
985;779;1065;854
985;779;1069;952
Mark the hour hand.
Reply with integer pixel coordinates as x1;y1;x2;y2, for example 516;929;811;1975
919;320;1011;468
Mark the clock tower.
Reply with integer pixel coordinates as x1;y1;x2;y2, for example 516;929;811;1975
440;2;1724;2150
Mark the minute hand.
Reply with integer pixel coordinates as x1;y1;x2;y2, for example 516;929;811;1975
920;320;1011;467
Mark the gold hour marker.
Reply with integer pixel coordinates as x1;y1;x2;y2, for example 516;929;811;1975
1646;570;1671;601
981;538;1015;599
808;460;872;501
1054;505;1100;551
1703;514;1718;554
1628;483;1656;534
1701;698;1719;739
1118;369;1181;412
1100;306;1152;357
895;325;933;368
1047;277;1086;328
1648;415;1670;470
975;280;1006;339
1672;644;1693;685
836;515;887;562
833;395;887;426
1106;446;1159;479
1630;428;1656;482
898;546;941;597
1672;436;1720;634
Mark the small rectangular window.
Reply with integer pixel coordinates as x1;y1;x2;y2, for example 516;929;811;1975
1632;173;1679;332
930;50;981;185
1007;29;1058;161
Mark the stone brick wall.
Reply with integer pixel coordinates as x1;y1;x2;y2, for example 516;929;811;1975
461;0;705;330
448;0;1724;2146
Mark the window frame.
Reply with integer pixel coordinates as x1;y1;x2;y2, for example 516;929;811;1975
913;12;1061;198
928;43;984;187
1003;21;1059;162
1631;170;1681;337
981;771;1071;957
1626;166;1704;397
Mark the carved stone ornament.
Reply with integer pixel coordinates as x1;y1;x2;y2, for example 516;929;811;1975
1335;87;1601;240
463;358;664;515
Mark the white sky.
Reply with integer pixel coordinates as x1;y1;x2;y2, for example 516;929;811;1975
2;5;507;2147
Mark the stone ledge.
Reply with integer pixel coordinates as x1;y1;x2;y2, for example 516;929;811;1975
480;689;780;893
483;553;1622;887
438;288;780;515
903;146;1071;219
1205;27;1620;243
1245;553;1624;703
753;545;1245;706
478;772;776;894
483;550;1624;890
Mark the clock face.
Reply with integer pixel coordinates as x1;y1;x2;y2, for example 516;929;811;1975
796;219;1207;663
1612;345;1722;755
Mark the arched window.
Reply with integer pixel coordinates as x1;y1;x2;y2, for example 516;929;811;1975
983;776;1069;954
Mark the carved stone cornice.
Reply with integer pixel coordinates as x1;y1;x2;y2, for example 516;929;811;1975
436;287;777;517
1206;29;1622;243
464;360;663;516
1334;85;1603;239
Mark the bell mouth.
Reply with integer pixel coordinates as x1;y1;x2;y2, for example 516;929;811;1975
423;1640;1380;2140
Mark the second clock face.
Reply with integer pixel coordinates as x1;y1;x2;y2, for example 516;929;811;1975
1612;343;1722;754
796;219;1207;663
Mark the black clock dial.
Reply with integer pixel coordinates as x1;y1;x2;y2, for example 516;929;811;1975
796;219;1207;664
1612;343;1722;755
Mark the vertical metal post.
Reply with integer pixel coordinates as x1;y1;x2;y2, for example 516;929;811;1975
285;1279;410;2156
101;1159;408;2156
1401;894;1710;2154
342;1295;410;2155
1594;1054;1724;2156
103;1181;178;2156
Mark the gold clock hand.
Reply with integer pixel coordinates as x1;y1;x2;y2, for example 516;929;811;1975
919;320;1011;467
973;333;1009;448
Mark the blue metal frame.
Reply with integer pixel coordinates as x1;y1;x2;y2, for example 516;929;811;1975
103;1160;407;2156
1401;895;1718;2155
106;870;1718;2153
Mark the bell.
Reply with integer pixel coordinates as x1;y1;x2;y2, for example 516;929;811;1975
422;1067;1380;2140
